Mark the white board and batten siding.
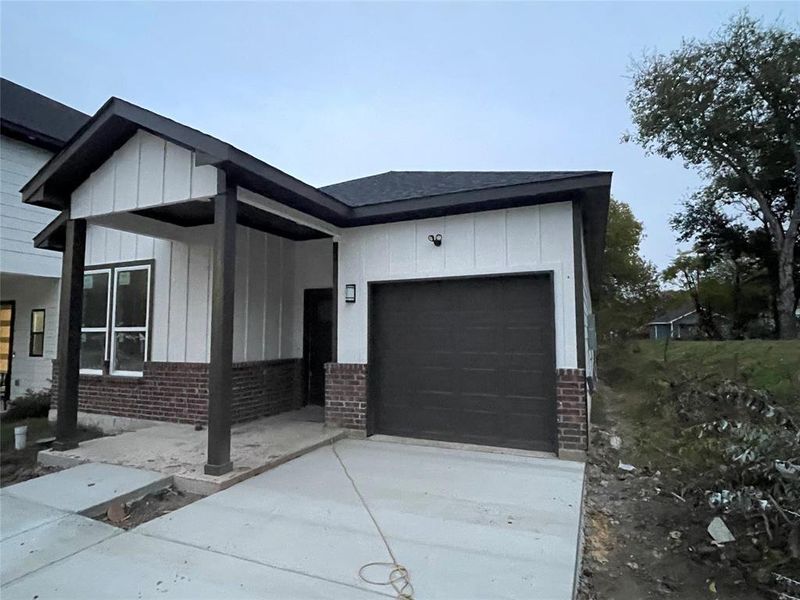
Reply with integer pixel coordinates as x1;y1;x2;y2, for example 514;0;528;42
581;240;595;379
0;135;62;277
71;130;218;219
336;202;580;369
85;224;333;365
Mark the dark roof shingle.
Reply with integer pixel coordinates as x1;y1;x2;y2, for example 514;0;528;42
1;78;90;149
320;170;602;207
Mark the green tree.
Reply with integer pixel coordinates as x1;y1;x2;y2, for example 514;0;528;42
671;191;782;336
597;198;659;339
662;251;721;339
626;11;800;338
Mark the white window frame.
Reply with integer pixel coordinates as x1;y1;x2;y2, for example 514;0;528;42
110;264;151;377
80;268;112;376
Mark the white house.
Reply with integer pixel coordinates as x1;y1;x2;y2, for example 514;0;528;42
21;92;609;473
0;79;89;406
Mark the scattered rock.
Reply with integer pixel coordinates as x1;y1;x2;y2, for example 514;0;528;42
707;517;735;545
106;501;127;523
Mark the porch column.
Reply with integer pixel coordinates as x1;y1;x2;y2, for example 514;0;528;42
205;184;237;475
53;218;87;450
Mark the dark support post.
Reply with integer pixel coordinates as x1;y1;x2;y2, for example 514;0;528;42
331;241;338;362
53;218;87;451
205;183;237;476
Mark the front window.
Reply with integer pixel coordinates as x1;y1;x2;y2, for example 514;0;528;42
80;263;151;376
111;266;150;375
81;270;111;373
29;309;45;357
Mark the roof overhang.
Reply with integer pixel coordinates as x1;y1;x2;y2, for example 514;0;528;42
24;96;611;290
21;97;351;223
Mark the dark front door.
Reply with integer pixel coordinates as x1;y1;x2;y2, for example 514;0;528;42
0;301;15;409
369;275;557;452
303;288;333;406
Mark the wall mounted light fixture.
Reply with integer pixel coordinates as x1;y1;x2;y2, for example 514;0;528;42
427;234;442;247
345;284;356;303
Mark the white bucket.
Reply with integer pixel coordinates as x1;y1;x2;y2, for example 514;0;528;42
14;425;28;450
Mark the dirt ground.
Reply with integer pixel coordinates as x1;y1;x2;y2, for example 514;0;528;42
0;421;103;487
578;390;792;600
95;487;201;529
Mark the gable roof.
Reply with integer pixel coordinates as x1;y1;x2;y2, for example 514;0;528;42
0;78;90;151
648;305;697;325
321;171;603;207
21;94;611;295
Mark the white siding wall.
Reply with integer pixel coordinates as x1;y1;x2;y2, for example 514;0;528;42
71;130;218;219
582;240;594;378
0;274;60;399
84;223;327;364
0;135;62;277
336;202;578;368
287;239;334;357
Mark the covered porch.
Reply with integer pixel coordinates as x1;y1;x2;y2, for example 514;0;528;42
38;406;345;495
23;99;348;477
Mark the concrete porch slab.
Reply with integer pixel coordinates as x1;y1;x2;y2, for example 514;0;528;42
38;407;346;495
1;463;171;517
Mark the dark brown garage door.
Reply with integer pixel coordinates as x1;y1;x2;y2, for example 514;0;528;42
369;274;556;452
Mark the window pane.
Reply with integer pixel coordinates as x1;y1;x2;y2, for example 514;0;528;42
113;332;145;372
80;332;106;370
30;333;44;357
31;310;45;333
83;273;109;328
115;269;148;327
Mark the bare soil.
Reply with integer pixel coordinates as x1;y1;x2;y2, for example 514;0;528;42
95;487;201;529
0;420;103;487
578;392;778;600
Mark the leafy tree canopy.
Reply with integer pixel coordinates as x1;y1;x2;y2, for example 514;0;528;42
626;11;800;337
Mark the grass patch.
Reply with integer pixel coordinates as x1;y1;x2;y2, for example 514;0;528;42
602;339;800;407
0;417;54;451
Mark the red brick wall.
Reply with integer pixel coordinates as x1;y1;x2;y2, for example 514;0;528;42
556;368;589;454
52;359;303;425
324;362;367;431
232;359;303;423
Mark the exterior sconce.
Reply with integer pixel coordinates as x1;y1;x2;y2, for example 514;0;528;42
345;284;356;303
428;234;442;247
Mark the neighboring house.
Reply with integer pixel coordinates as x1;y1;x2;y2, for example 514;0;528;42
647;305;729;340
22;93;610;472
0;79;89;406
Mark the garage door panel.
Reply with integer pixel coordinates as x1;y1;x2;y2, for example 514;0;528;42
370;275;556;451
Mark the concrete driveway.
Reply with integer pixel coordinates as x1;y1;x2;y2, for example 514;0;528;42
2;439;585;600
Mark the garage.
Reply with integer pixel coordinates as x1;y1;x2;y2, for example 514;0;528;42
368;274;557;452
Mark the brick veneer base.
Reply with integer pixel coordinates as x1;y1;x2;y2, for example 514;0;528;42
324;363;367;431
556;368;589;456
52;359;303;425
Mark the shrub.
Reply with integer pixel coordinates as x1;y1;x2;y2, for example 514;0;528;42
3;389;52;421
663;378;799;576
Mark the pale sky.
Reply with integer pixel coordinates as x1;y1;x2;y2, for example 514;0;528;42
2;1;797;269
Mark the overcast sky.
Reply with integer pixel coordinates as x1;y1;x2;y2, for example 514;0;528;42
2;1;796;269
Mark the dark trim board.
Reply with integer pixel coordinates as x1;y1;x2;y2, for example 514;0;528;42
331;242;339;363
28;308;46;357
82;259;156;376
0;301;17;409
133;200;330;241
